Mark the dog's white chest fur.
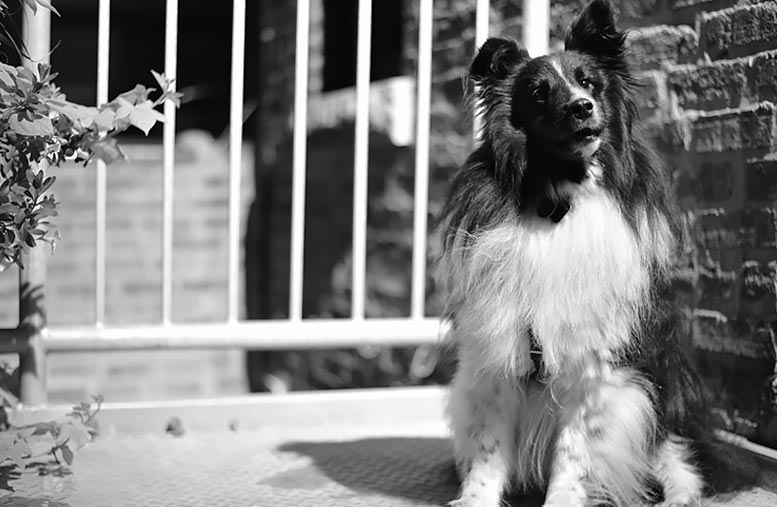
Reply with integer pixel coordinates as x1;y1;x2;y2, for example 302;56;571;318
448;178;656;377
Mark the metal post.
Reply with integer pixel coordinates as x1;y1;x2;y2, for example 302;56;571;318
522;0;550;57
19;3;52;405
162;0;178;324
18;245;47;405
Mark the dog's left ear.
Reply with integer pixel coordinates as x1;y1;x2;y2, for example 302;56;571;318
565;0;628;69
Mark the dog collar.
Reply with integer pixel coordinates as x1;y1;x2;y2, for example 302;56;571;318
537;197;571;223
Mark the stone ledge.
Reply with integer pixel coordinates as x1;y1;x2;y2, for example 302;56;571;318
304;76;416;147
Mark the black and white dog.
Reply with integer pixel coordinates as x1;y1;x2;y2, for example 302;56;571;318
436;1;713;505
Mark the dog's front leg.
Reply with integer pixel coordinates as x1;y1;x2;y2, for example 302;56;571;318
543;418;590;507
448;355;523;507
544;366;656;507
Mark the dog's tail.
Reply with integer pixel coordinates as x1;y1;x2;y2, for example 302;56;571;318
686;412;763;495
639;297;762;495
664;350;762;495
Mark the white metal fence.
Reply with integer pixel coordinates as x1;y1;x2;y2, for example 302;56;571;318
2;0;550;404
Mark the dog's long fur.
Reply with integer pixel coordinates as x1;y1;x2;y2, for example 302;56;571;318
436;2;713;505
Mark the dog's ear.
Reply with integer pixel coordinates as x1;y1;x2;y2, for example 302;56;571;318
565;0;628;68
470;38;529;83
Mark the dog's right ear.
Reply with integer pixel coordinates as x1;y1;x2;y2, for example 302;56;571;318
470;38;529;83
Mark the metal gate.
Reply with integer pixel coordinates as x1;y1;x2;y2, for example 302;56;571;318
0;0;550;405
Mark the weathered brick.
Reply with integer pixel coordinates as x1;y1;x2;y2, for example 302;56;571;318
693;208;740;249
627;25;698;70
702;2;777;59
746;159;777;201
668;59;748;110
699;160;735;201
741;208;777;248
634;71;663;116
671;0;731;8
702;8;734;58
732;2;777;47
698;266;739;313
619;0;661;19
741;260;776;320
666;0;752;27
692;103;776;152
751;50;777;103
693;312;775;359
643;118;692;153
692;208;777;250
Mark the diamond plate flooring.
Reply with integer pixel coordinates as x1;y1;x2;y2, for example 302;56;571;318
1;389;776;506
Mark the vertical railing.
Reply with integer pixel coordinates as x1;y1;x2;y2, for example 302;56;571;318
523;0;549;56
7;0;554;384
95;0;110;327
473;0;489;138
228;0;247;323
161;0;178;324
351;0;372;321
19;3;52;405
289;0;310;322
410;0;433;320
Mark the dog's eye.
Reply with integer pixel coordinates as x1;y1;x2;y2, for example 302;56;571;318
530;86;547;103
579;77;594;90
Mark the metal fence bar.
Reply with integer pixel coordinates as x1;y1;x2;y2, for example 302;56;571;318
19;3;51;405
289;0;310;322
475;0;489;48
473;0;489;138
227;0;247;323
351;0;372;320
95;0;110;326
37;318;441;352
161;0;178;324
410;0;433;320
523;0;550;56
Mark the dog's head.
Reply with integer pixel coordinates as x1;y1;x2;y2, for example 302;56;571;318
471;0;633;163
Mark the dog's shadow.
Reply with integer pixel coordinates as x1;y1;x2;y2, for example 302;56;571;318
272;437;544;506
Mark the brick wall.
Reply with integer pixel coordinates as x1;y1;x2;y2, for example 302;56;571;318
609;0;777;444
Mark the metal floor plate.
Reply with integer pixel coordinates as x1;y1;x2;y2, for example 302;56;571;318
3;388;777;506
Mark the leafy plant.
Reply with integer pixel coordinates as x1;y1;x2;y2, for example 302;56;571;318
0;0;182;271
0;62;181;270
0;392;102;484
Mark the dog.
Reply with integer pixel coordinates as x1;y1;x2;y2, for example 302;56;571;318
435;1;715;505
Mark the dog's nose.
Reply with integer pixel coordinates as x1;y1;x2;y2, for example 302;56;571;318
568;98;594;119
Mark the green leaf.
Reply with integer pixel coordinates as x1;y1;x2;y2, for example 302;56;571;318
0;436;29;471
90;137;124;164
21;0;37;14
9;116;54;136
93;108;115;132
47;99;98;127
33;0;59;16
16;427;36;439
150;69;168;90
31;420;58;436
129;100;165;135
56;419;91;450
60;444;73;465
0;388;19;409
119;84;153;105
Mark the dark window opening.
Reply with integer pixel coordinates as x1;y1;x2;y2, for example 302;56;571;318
322;0;402;92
